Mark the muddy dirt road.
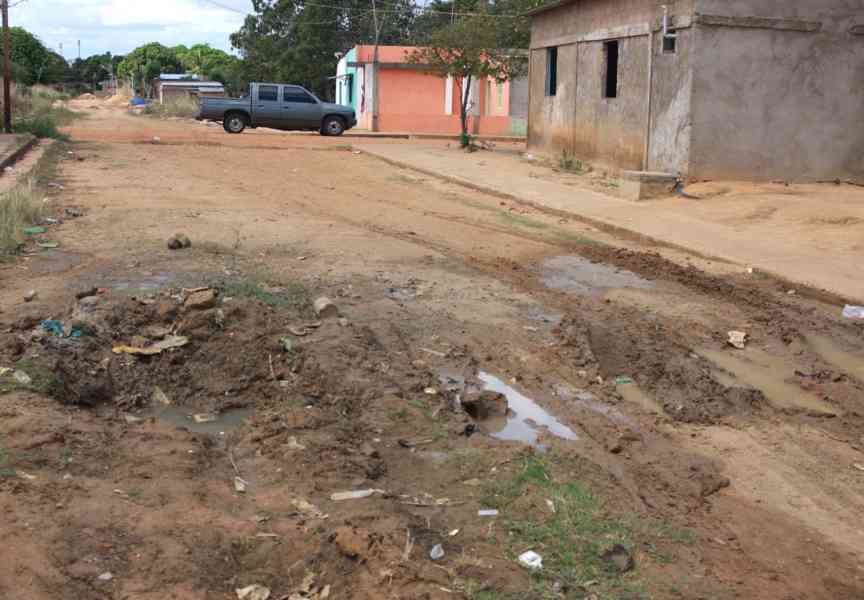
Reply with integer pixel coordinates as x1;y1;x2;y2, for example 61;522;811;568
1;103;863;600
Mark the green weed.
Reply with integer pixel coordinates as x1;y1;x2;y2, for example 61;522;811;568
0;180;45;254
221;279;309;311
142;96;200;119
559;150;587;174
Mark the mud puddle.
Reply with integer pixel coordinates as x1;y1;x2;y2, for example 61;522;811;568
153;406;253;435
554;384;636;427
804;333;864;382
699;348;838;416
540;255;654;296
616;381;663;414
478;371;578;447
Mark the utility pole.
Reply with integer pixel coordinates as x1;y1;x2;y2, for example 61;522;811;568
2;0;11;134
370;0;380;132
77;40;81;61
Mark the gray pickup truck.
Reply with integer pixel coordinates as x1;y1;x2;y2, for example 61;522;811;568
196;82;356;136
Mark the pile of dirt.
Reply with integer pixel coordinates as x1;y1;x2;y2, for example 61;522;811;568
556;315;766;424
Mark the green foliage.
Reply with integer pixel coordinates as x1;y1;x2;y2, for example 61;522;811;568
142;96;200;119
66;52;124;91
230;0;417;99
13;115;63;139
117;43;184;95
3;27;67;85
0;179;45;254
221;279;310;311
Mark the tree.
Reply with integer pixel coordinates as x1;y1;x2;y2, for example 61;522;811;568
1;27;67;85
231;0;417;99
408;16;525;146
116;43;183;96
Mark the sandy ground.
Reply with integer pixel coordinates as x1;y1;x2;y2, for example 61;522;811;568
1;100;864;600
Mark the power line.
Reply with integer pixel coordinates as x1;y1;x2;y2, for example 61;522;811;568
200;0;522;18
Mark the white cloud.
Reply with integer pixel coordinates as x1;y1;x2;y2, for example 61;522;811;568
11;0;250;57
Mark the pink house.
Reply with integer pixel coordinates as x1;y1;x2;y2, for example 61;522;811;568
335;45;527;137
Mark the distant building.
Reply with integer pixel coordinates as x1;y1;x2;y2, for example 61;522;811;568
334;45;527;136
153;74;225;104
526;0;864;181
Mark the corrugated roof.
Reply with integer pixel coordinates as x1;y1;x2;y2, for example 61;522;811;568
158;73;201;81
160;81;224;88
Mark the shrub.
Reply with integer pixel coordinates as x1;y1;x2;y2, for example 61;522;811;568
0;180;45;254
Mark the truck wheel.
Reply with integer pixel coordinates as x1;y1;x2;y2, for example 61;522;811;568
224;113;247;134
321;116;345;137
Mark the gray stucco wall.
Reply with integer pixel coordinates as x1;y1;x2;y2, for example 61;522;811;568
528;0;695;170
689;0;864;180
647;25;693;174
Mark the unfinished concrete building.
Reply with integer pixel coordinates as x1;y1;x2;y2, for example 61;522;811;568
527;0;864;181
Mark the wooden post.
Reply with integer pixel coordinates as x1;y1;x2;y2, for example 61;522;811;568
2;0;12;133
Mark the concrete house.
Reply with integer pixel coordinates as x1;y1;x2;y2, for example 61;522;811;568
335;45;528;136
527;0;864;181
153;74;225;104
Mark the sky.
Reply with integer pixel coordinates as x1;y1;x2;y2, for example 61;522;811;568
11;0;252;58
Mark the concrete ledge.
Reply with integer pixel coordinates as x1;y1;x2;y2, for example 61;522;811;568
615;170;678;201
0;134;37;173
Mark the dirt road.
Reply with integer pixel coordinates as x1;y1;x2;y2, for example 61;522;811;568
1;102;863;600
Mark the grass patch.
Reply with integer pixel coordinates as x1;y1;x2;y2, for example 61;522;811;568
221;279;310;311
0;358;61;396
496;211;549;230
142;97;200;119
0;180;46;254
480;453;690;599
559;150;588;174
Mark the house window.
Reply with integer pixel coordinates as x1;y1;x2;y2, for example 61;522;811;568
603;41;619;99
497;82;504;110
545;47;558;96
346;74;354;103
663;32;677;54
485;79;493;115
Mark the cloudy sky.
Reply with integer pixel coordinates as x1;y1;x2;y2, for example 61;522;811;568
12;0;252;58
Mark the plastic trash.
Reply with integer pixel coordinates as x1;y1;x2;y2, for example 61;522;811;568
842;305;864;320
112;335;189;355
234;477;248;493
429;544;445;560
518;550;543;570
614;376;634;385
13;371;32;385
42;320;83;338
330;489;386;501
478;509;499;517
23;226;46;235
235;584;271;600
96;572;114;582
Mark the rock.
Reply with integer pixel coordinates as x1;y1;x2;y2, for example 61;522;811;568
155;299;179;321
24;290;37;302
185;289;217;310
77;296;100;309
75;287;98;300
462;391;508;420
64;207;83;218
601;544;634;573
333;526;370;558
313;297;339;318
699;473;731;497
167;233;191;250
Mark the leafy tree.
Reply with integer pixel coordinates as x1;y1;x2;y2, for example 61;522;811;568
1;27;67;85
116;43;183;95
408;15;525;145
67;52;123;90
231;0;417;99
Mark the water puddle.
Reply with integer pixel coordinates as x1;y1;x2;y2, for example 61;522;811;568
540;256;654;297
110;271;175;294
699;348;839;416
28;251;83;275
553;384;635;426
616;382;664;414
478;372;578;447
804;333;864;383
154;406;254;435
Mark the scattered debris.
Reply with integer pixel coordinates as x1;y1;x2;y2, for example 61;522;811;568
601;544;634;573
112;335;189;355
234;477;249;493
37;241;60;249
288;325;310;336
429;544;445;561
152;386;171;405
13;371;33;386
235;584;271;600
420;347;446;358
518;550;543;570
337;317;349;327
193;413;219;424
477;509;499;517
286;436;307;450
448;529;460;537
727;331;748;349
423;387;439;396
184;288;217;310
279;337;294;353
0;367;12;377
23;226;47;235
291;497;327;519
462;390;507;419
96;572;114;582
614;375;634;385
124;414;145;425
24;290;37;302
313;296;338;318
330;489;386;501
166;233;192;250
842;305;864;320
64;207;84;218
853;463;864;472
42;319;83;338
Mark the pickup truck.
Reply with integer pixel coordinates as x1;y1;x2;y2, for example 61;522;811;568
196;82;356;136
